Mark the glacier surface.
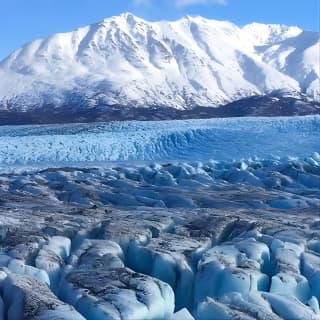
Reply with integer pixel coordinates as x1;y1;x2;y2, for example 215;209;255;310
0;116;319;168
1;205;320;319
0;116;319;319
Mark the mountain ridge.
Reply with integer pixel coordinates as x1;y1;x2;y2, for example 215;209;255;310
0;13;319;122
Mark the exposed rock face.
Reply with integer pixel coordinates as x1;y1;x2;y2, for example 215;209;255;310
0;94;319;125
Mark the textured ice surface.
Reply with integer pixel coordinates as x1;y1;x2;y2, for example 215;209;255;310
1;154;319;211
0;206;320;319
0;116;319;169
0;116;319;319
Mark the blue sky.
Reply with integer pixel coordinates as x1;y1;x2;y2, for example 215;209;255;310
0;0;319;60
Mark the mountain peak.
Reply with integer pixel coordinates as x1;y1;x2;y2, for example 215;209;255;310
0;14;318;114
97;12;144;29
242;22;302;45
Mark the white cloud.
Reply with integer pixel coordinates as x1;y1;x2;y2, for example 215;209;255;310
133;0;227;7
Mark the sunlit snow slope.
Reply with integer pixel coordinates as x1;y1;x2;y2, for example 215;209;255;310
0;13;319;113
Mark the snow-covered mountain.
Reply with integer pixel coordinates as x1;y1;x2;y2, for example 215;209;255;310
0;13;319;120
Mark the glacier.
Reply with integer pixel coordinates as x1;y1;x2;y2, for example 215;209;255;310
0;116;319;168
1;204;320;319
0;116;319;319
0;13;319;123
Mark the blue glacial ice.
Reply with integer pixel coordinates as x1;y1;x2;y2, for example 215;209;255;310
0;116;319;169
0;116;319;212
0;116;319;320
